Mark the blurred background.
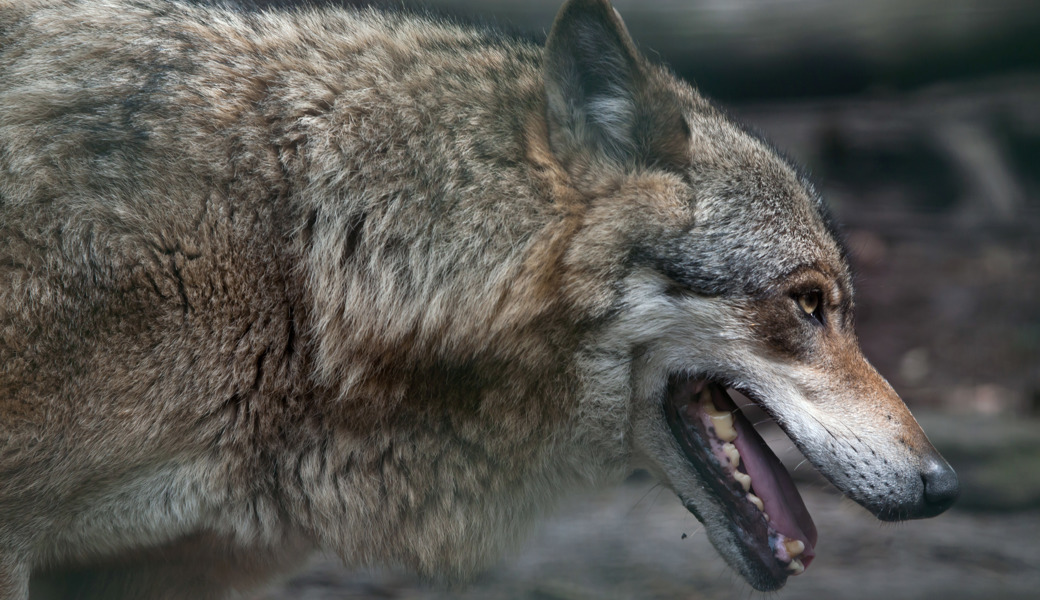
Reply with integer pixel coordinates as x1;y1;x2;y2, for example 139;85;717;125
258;0;1040;598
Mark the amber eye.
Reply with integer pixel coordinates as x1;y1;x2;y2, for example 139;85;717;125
796;291;823;323
798;293;819;315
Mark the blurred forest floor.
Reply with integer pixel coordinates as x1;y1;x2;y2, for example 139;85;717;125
259;71;1040;600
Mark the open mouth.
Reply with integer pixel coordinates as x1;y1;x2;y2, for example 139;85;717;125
664;375;818;589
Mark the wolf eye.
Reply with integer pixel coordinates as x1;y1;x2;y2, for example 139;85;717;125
796;291;823;323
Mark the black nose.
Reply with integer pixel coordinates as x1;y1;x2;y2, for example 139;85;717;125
920;455;959;517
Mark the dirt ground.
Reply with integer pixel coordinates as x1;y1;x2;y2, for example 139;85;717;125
258;76;1040;600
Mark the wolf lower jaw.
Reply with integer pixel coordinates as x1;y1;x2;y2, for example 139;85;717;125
659;375;816;590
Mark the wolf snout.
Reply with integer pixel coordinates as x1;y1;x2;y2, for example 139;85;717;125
918;453;959;517
876;451;958;521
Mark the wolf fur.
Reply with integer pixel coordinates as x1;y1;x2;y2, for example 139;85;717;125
0;0;957;597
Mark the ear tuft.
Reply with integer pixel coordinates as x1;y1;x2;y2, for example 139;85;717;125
544;0;689;177
544;0;639;166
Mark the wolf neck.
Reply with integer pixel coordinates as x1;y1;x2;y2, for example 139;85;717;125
237;11;630;574
254;18;584;389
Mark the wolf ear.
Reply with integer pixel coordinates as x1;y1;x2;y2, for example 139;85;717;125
544;0;689;178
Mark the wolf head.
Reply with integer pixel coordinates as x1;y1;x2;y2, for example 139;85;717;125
543;0;958;590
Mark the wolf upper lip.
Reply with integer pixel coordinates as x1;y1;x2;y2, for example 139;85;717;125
664;376;818;586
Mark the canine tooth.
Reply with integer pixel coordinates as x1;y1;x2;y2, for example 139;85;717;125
787;558;805;575
747;493;764;511
733;470;752;492
722;442;740;468
784;539;805;558
710;413;737;442
699;390;737;441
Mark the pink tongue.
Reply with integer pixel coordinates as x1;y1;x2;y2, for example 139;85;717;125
714;388;818;560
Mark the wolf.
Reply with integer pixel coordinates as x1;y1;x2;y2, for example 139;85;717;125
0;0;958;597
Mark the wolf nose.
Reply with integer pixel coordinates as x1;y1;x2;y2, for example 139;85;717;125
920;455;959;517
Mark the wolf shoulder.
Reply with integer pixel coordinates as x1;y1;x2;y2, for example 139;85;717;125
0;0;551;392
